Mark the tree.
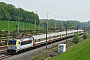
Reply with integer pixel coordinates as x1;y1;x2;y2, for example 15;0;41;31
83;34;88;39
0;2;39;25
73;33;80;44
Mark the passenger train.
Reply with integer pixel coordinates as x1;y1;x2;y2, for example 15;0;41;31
7;30;84;54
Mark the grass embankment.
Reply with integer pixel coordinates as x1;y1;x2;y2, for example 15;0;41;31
31;42;75;60
0;20;43;31
50;39;90;60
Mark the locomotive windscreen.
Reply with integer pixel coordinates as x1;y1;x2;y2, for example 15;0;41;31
8;39;16;45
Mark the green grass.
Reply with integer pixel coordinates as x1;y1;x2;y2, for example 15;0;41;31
32;54;48;60
0;20;43;31
49;39;90;60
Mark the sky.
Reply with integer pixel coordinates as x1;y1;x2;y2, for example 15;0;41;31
0;0;90;22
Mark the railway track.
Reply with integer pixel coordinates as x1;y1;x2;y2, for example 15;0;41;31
0;38;68;60
0;50;12;60
5;38;72;60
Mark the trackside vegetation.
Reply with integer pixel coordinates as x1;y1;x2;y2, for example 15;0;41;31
72;33;80;44
83;34;88;39
49;38;90;60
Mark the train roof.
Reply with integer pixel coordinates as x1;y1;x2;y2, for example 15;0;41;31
32;30;83;39
9;36;33;41
8;30;83;40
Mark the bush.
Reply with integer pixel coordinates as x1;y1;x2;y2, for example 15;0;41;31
83;34;88;39
73;33;80;44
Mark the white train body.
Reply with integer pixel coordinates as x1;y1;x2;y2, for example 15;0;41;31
7;30;84;54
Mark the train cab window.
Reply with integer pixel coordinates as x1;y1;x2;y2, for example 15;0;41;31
18;42;20;44
8;40;16;45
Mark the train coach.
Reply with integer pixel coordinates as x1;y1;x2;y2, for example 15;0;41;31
7;30;84;54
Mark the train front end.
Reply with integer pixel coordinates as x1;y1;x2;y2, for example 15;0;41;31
7;39;18;54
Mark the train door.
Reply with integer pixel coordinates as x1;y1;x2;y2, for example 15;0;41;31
16;40;21;52
29;37;34;47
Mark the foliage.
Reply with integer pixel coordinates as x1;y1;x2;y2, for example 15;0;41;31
83;34;88;39
0;2;39;25
72;33;80;44
40;19;80;30
50;38;90;60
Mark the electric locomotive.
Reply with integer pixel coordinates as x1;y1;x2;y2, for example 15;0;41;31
7;36;35;54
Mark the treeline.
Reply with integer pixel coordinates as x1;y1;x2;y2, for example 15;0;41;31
0;2;39;25
40;19;80;30
80;21;90;30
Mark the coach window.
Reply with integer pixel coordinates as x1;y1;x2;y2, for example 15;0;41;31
57;35;59;37
74;32;77;34
21;40;32;45
36;40;38;42
79;31;81;33
41;38;46;41
38;39;40;41
62;34;65;36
